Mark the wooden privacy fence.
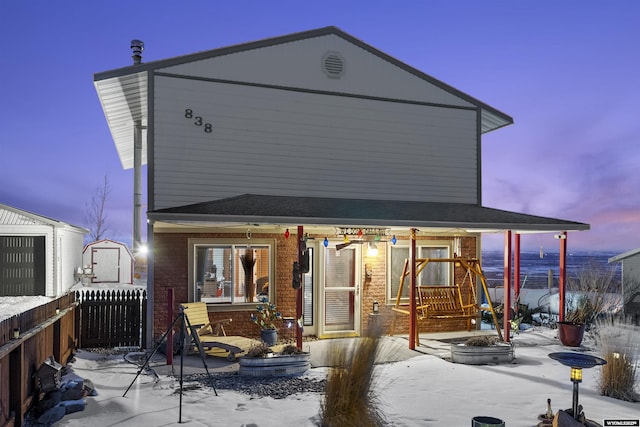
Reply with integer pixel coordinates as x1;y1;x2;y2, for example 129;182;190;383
0;293;77;427
75;289;147;348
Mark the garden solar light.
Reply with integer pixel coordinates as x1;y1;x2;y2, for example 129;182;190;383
570;367;582;382
549;352;606;420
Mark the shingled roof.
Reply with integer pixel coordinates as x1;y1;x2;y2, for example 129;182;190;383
149;194;589;232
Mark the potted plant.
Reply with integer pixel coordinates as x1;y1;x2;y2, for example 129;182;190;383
558;259;616;347
450;335;514;365
239;342;310;376
558;295;593;347
250;296;282;346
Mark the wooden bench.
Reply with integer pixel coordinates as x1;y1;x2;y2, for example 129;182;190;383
416;285;478;324
181;302;260;361
391;285;480;344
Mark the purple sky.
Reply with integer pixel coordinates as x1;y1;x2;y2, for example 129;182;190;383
1;1;638;253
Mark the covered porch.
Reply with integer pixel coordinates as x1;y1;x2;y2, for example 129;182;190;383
147;194;589;348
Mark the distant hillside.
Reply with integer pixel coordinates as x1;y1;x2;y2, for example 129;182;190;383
480;250;622;289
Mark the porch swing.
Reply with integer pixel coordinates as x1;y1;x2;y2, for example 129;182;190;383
390;256;503;345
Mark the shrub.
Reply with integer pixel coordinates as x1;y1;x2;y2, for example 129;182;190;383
565;258;620;327
595;317;639;401
281;344;304;355
245;342;273;358
464;335;500;346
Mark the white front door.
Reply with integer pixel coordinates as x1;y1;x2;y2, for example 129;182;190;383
319;244;361;337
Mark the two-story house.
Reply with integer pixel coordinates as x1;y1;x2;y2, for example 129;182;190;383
94;27;589;346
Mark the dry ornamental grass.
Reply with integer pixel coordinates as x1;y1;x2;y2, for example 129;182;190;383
595;317;639;402
319;326;386;427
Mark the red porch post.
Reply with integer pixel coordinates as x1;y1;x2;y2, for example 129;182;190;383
409;228;417;350
559;231;567;321
503;231;512;342
296;225;304;349
167;288;173;365
514;234;521;316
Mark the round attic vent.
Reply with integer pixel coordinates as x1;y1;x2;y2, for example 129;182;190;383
322;51;345;79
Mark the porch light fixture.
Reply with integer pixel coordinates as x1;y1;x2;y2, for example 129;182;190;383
373;300;379;314
284;317;294;329
367;242;378;257
12;328;19;339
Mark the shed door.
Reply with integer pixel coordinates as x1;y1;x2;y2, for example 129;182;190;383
91;247;120;283
0;236;45;296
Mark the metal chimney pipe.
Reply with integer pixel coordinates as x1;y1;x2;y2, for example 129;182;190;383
131;39;144;65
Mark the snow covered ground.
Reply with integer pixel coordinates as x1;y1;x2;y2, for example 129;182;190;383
4;290;637;426
45;327;639;427
0;281;146;322
0;295;56;321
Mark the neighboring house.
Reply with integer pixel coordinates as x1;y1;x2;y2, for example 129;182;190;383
94;27;589;344
0;203;88;296
82;239;134;286
609;248;640;319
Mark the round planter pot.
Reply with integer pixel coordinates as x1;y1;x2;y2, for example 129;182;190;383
450;343;514;365
557;321;586;347
472;415;505;427
239;353;311;377
260;329;278;346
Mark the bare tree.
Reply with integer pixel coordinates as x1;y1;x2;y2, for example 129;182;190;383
84;174;111;242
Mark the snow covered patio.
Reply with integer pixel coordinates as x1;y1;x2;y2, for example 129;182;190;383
48;327;638;426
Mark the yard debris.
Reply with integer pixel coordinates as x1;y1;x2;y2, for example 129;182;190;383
24;357;98;427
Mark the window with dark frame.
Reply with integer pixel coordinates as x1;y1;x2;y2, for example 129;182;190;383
389;245;451;301
194;244;271;304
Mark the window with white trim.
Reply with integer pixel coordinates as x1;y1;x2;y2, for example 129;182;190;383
193;243;271;304
388;243;451;301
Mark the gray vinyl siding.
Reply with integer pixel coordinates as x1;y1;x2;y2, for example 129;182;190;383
160;34;474;110
152;75;478;209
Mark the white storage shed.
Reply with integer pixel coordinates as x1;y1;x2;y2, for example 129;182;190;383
82;239;134;285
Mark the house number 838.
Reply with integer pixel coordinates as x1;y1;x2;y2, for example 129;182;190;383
185;109;213;133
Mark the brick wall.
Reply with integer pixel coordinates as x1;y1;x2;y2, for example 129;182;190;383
152;231;478;341
153;231;299;340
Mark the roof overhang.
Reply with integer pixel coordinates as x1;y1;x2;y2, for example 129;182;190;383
94;71;148;169
608;248;640;263
148;194;590;236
